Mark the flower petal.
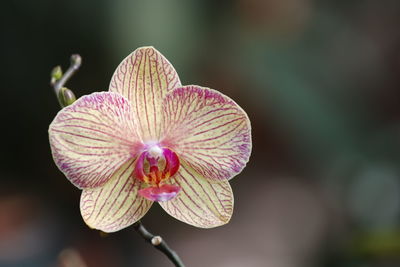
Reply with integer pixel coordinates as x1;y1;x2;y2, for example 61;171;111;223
161;85;251;181
49;92;143;189
159;163;233;228
80;159;152;233
109;46;182;141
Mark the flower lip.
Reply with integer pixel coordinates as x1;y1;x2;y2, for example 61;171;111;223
139;184;181;202
133;146;180;187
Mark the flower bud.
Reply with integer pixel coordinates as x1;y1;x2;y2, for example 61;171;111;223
70;54;82;69
50;66;63;84
58;87;76;107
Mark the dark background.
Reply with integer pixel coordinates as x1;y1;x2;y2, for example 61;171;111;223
1;0;400;266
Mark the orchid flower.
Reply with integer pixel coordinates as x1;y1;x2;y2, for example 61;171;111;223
49;47;251;232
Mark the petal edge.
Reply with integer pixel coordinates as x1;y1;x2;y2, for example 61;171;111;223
161;85;252;181
49;92;143;189
109;47;182;141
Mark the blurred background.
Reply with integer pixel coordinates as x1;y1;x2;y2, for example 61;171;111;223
1;0;400;266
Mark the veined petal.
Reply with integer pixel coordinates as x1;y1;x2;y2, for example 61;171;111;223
161;86;251;181
159;163;233;228
49;92;143;189
109;46;181;141
80;159;152;233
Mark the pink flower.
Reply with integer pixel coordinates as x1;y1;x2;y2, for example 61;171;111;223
49;47;251;232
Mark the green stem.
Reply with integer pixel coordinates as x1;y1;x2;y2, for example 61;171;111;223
50;54;81;107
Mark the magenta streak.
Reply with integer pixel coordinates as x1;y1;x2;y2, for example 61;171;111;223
62;138;129;151
154;52;163;138
193;151;242;160
181;164;227;215
81;191;94;217
147;52;157;138
163;106;236;140
67;109;105;122
53;140;126;178
100;171;136;222
126;197;149;222
91;159;126;181
53;124;134;144
57;117;125;136
53;139;127;187
112;61;125;84
189;115;243;137
196;176;232;215
173;175;205;213
94;161;133;220
160;54;174;89
61;153;126;172
177;197;211;225
110;179;139;218
142;50;151;138
51;129;109;143
128;51;139;101
182;119;245;145
183;159;225;180
194;155;242;174
161;95;176;135
169;199;198;224
62;158;117;178
174;92;187;129
86;157;126;182
183;107;236;128
179;131;248;150
87;187;104;219
135;52;146;136
182;151;230;169
74;105;122;121
107;195;149;230
179;145;238;151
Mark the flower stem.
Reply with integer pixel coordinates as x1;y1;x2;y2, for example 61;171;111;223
50;54;81;107
133;221;185;267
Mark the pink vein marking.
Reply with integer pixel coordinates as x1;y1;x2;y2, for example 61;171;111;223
148;52;157;138
94;161;133;220
154;52;163;138
54;124;134;144
188;115;243;136
134;51;145;136
99;169;135;222
86;187;104;219
183;120;245;145
181;164;226;215
174;175;205;213
143;50;151;138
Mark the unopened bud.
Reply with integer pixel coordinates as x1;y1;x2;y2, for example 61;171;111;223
70;54;82;69
58;87;76;107
50;66;63;84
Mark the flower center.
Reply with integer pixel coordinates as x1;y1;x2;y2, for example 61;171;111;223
134;145;180;202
